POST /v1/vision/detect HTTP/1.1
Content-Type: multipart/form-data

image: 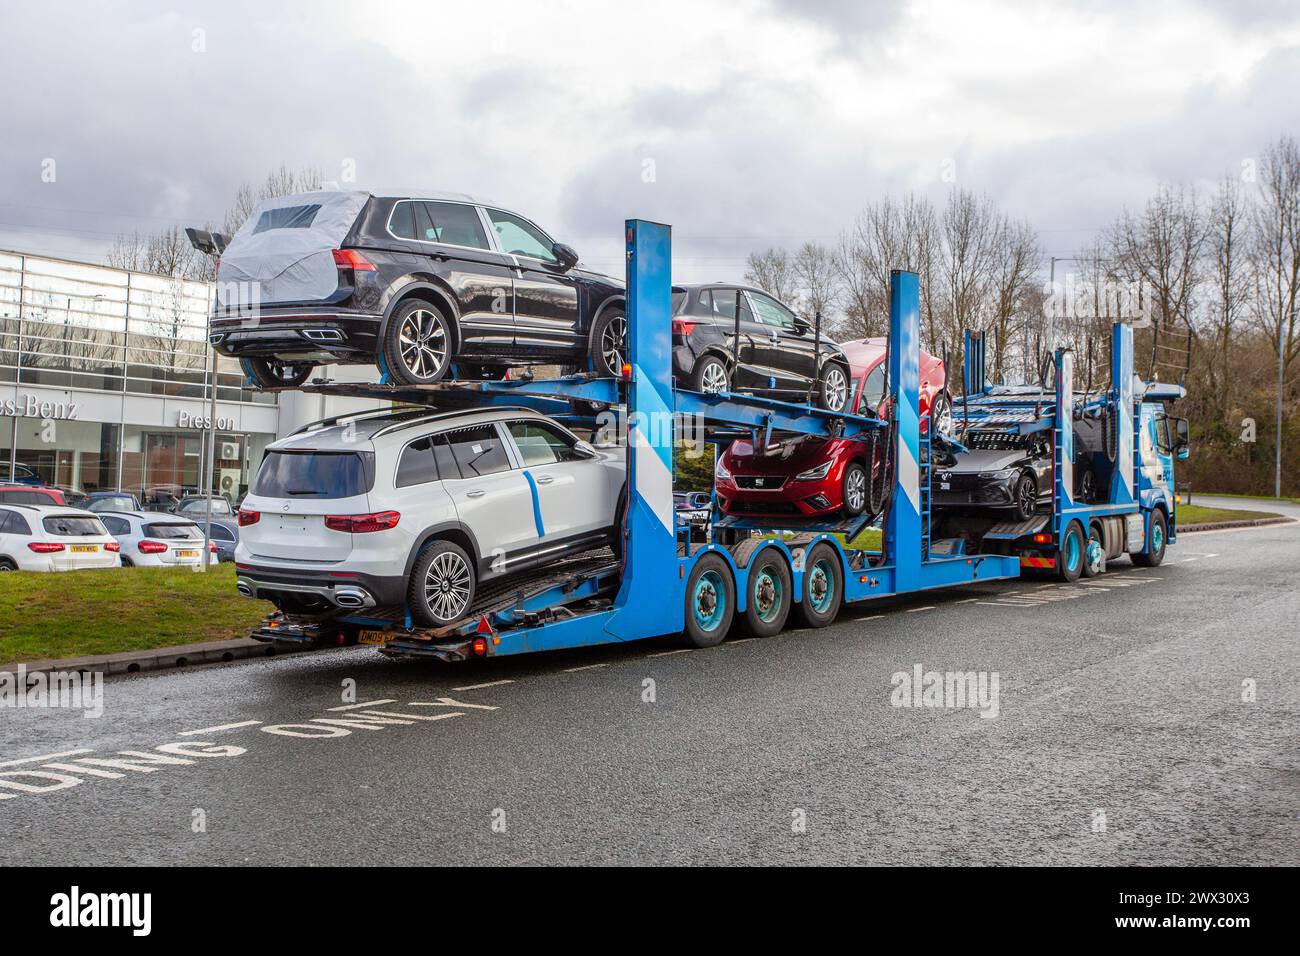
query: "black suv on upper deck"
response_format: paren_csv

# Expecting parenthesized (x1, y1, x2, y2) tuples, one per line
(210, 190, 626, 387)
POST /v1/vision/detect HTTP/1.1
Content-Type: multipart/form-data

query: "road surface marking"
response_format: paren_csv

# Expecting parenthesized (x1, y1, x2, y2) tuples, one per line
(409, 697, 499, 711)
(177, 720, 262, 737)
(906, 606, 936, 613)
(452, 679, 516, 692)
(859, 614, 885, 619)
(0, 748, 93, 768)
(327, 699, 397, 711)
(561, 662, 611, 673)
(957, 597, 981, 603)
(724, 638, 757, 646)
(361, 709, 483, 720)
(648, 648, 693, 657)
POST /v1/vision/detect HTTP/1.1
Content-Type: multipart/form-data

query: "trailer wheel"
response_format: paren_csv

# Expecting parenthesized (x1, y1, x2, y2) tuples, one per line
(683, 553, 735, 648)
(1058, 521, 1085, 582)
(1081, 523, 1106, 578)
(1131, 509, 1167, 567)
(741, 550, 792, 638)
(794, 541, 843, 628)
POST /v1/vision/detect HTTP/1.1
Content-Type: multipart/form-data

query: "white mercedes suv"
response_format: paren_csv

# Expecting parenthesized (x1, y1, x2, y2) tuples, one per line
(235, 406, 626, 626)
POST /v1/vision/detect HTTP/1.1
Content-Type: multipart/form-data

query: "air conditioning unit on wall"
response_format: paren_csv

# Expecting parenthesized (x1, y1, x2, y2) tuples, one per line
(219, 441, 240, 461)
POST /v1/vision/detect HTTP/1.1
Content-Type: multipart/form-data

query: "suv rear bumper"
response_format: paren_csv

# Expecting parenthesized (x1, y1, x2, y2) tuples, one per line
(210, 308, 382, 362)
(235, 563, 406, 610)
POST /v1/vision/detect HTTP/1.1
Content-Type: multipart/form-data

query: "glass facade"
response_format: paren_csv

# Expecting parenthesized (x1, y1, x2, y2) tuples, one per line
(0, 251, 280, 503)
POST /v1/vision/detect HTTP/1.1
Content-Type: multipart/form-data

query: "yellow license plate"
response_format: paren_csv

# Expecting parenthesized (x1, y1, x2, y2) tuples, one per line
(176, 549, 199, 558)
(70, 545, 98, 553)
(357, 629, 390, 646)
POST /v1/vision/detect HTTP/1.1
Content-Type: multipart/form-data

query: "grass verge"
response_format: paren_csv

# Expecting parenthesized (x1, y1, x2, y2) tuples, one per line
(1178, 504, 1281, 525)
(0, 563, 268, 666)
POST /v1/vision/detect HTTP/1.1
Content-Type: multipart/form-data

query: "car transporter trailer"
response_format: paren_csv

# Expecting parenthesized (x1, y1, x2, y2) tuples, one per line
(247, 218, 1179, 661)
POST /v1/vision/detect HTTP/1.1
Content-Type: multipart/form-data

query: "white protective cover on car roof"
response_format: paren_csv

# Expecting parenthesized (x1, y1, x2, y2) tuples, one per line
(216, 190, 371, 308)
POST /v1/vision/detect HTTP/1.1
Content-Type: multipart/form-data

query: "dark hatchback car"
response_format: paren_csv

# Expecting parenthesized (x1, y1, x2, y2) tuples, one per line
(210, 191, 626, 388)
(671, 284, 852, 411)
(932, 430, 1098, 521)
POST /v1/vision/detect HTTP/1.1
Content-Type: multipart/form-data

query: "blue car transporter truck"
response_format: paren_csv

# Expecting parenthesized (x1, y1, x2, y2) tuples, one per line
(249, 218, 1183, 661)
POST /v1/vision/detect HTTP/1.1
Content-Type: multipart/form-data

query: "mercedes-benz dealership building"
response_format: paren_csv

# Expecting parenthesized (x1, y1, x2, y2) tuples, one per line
(0, 249, 376, 502)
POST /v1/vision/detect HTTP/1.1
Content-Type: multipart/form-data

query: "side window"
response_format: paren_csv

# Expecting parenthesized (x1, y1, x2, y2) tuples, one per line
(860, 364, 886, 412)
(445, 425, 511, 478)
(710, 289, 754, 323)
(388, 202, 417, 240)
(395, 435, 441, 488)
(211, 525, 234, 541)
(422, 202, 490, 249)
(508, 421, 583, 467)
(749, 292, 797, 330)
(485, 209, 556, 262)
(4, 511, 31, 536)
(0, 510, 12, 533)
(99, 516, 122, 535)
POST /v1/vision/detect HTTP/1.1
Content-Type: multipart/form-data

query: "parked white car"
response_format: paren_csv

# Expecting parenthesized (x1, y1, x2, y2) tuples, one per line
(96, 511, 216, 568)
(0, 504, 121, 572)
(235, 407, 626, 626)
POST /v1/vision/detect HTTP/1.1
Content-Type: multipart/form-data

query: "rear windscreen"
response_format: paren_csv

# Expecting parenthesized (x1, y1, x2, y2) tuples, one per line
(43, 516, 106, 536)
(252, 451, 375, 499)
(252, 204, 322, 234)
(145, 523, 202, 540)
(88, 496, 135, 512)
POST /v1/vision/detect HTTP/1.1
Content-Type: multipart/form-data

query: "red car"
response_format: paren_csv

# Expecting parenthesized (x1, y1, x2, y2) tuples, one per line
(0, 485, 68, 506)
(715, 339, 949, 520)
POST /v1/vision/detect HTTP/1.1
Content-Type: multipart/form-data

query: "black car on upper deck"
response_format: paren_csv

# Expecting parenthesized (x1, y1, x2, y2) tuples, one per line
(209, 191, 626, 387)
(670, 283, 852, 412)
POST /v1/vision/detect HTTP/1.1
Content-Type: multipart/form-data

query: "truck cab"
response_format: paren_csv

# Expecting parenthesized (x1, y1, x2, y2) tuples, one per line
(1136, 395, 1189, 546)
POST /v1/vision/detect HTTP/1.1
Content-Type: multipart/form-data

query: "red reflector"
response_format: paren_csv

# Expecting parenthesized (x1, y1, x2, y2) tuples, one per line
(138, 540, 168, 554)
(671, 317, 695, 337)
(105, 541, 121, 552)
(332, 248, 376, 271)
(1032, 533, 1052, 544)
(238, 509, 260, 527)
(28, 542, 65, 553)
(471, 637, 488, 656)
(476, 615, 492, 634)
(324, 511, 400, 533)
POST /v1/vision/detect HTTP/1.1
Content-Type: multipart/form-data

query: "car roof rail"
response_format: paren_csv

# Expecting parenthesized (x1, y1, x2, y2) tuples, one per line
(290, 404, 432, 437)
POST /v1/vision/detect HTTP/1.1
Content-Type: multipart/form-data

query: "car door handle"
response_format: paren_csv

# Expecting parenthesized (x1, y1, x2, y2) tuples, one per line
(465, 489, 486, 498)
(535, 476, 555, 485)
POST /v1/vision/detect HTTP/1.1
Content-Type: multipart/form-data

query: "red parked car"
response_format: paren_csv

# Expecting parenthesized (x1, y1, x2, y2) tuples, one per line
(0, 485, 68, 506)
(715, 338, 950, 520)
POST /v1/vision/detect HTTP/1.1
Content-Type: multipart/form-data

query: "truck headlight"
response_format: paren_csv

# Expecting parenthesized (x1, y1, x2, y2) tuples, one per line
(794, 461, 833, 481)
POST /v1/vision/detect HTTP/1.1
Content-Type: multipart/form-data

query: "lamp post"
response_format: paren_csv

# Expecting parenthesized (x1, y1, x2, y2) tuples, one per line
(184, 228, 229, 572)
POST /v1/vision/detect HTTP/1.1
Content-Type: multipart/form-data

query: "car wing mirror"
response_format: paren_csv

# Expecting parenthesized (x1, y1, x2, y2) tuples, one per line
(552, 243, 580, 271)
(573, 439, 598, 458)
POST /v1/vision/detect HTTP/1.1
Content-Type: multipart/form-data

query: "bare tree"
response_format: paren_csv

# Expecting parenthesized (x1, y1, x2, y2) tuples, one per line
(835, 193, 939, 340)
(1252, 136, 1300, 375)
(986, 215, 1041, 380)
(1204, 174, 1254, 417)
(106, 225, 213, 280)
(222, 163, 324, 237)
(744, 247, 799, 304)
(791, 241, 840, 327)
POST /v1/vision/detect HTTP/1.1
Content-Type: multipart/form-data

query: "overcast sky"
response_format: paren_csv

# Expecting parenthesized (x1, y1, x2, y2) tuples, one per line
(2, 0, 1299, 283)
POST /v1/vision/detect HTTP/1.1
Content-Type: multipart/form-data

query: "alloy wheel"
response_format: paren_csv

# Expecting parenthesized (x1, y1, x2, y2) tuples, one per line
(1018, 476, 1036, 517)
(423, 549, 472, 623)
(701, 361, 729, 393)
(845, 466, 866, 512)
(822, 365, 848, 411)
(399, 309, 449, 380)
(601, 315, 627, 372)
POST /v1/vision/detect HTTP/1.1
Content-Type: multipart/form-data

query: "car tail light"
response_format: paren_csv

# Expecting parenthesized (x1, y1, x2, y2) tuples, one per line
(138, 540, 168, 554)
(105, 541, 121, 553)
(28, 542, 65, 553)
(332, 248, 376, 272)
(671, 317, 696, 337)
(209, 542, 218, 552)
(238, 509, 260, 527)
(324, 511, 400, 533)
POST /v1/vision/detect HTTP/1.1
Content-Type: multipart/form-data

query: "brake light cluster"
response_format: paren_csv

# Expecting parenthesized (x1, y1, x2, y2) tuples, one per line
(238, 509, 260, 527)
(105, 541, 121, 553)
(28, 542, 64, 553)
(324, 511, 400, 534)
(332, 249, 376, 272)
(671, 317, 696, 337)
(138, 540, 168, 554)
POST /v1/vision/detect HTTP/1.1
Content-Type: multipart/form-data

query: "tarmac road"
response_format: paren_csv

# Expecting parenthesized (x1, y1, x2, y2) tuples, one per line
(2, 518, 1296, 866)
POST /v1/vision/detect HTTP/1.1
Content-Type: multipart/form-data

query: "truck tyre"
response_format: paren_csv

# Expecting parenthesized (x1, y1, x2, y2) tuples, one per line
(1131, 509, 1167, 567)
(740, 550, 791, 638)
(242, 357, 314, 389)
(683, 553, 735, 648)
(1058, 521, 1085, 582)
(1081, 523, 1106, 578)
(794, 541, 843, 628)
(408, 540, 476, 627)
